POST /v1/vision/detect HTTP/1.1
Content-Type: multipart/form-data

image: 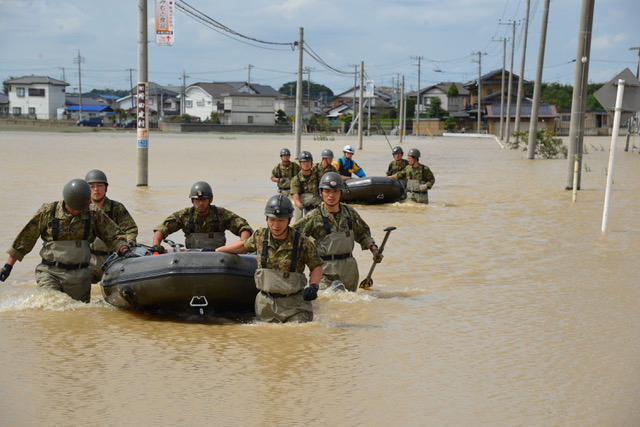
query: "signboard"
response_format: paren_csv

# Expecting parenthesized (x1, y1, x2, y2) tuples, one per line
(594, 68, 640, 124)
(137, 82, 149, 148)
(365, 79, 375, 98)
(155, 0, 175, 46)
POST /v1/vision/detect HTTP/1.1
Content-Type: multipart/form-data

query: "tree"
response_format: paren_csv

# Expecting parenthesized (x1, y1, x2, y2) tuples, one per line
(447, 83, 459, 98)
(508, 130, 568, 159)
(279, 81, 334, 98)
(444, 116, 456, 132)
(405, 98, 416, 119)
(426, 97, 448, 119)
(275, 109, 287, 124)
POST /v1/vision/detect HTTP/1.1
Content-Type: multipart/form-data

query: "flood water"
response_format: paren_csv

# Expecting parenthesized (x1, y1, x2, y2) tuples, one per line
(0, 130, 639, 426)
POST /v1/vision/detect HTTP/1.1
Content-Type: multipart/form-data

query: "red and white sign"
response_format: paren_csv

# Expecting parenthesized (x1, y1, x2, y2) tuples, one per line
(155, 0, 175, 46)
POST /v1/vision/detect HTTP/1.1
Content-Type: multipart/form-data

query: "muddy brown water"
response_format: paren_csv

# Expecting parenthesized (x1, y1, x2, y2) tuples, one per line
(0, 131, 639, 426)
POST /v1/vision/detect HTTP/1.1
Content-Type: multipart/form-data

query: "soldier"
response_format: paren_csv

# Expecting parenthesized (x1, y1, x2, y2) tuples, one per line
(293, 172, 382, 292)
(85, 169, 138, 283)
(395, 148, 435, 204)
(291, 150, 322, 221)
(333, 145, 366, 181)
(152, 181, 253, 252)
(0, 179, 135, 303)
(315, 148, 337, 176)
(386, 146, 409, 187)
(270, 148, 301, 197)
(216, 195, 323, 323)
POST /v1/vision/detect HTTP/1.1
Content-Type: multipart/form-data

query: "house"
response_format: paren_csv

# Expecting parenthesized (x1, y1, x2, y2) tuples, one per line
(331, 87, 393, 110)
(116, 84, 180, 118)
(64, 95, 113, 121)
(94, 94, 120, 107)
(183, 82, 282, 124)
(408, 82, 470, 115)
(463, 69, 559, 134)
(0, 93, 9, 117)
(4, 75, 68, 119)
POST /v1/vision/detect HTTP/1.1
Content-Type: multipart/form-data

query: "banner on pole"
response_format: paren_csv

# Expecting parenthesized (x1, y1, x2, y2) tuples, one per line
(155, 0, 175, 46)
(365, 80, 375, 98)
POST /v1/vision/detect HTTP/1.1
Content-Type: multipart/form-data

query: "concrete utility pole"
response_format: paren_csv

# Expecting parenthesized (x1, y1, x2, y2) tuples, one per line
(294, 27, 304, 159)
(304, 66, 312, 113)
(411, 56, 424, 135)
(74, 50, 84, 121)
(358, 61, 364, 150)
(565, 0, 595, 190)
(58, 67, 66, 83)
(514, 0, 531, 138)
(245, 64, 253, 85)
(493, 37, 507, 139)
(399, 75, 405, 144)
(527, 0, 551, 159)
(180, 70, 189, 115)
(136, 0, 149, 186)
(625, 46, 640, 152)
(349, 63, 358, 122)
(472, 51, 487, 133)
(503, 20, 519, 144)
(127, 68, 135, 91)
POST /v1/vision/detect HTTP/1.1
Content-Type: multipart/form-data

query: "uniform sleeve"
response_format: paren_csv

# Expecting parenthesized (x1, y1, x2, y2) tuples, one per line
(425, 166, 435, 187)
(154, 209, 187, 236)
(290, 175, 302, 195)
(6, 203, 49, 261)
(353, 161, 366, 178)
(348, 206, 374, 249)
(386, 162, 394, 176)
(92, 208, 128, 252)
(219, 207, 253, 236)
(114, 203, 138, 242)
(301, 236, 323, 272)
(291, 212, 312, 236)
(331, 159, 341, 172)
(243, 229, 260, 253)
(271, 164, 281, 179)
(396, 165, 410, 181)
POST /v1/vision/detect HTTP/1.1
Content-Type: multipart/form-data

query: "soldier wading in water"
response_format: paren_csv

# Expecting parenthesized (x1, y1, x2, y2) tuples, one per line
(293, 172, 383, 292)
(270, 148, 301, 197)
(216, 195, 323, 323)
(0, 179, 136, 302)
(152, 181, 253, 252)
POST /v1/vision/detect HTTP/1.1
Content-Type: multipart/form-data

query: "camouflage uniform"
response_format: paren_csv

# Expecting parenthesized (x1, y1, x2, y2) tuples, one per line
(396, 164, 436, 204)
(386, 159, 409, 187)
(271, 162, 301, 196)
(314, 161, 337, 176)
(6, 201, 128, 302)
(154, 205, 253, 250)
(244, 226, 323, 323)
(290, 168, 322, 220)
(89, 197, 138, 283)
(293, 203, 375, 292)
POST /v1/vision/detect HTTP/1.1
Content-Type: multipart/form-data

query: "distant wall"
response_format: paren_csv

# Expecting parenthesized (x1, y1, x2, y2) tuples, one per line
(161, 123, 291, 133)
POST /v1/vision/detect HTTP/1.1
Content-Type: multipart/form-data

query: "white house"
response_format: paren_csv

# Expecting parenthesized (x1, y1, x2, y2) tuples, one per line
(223, 94, 276, 125)
(4, 76, 68, 119)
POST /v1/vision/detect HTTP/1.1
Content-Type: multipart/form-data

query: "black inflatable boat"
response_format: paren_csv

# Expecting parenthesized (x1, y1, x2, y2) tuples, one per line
(101, 247, 258, 315)
(341, 176, 406, 204)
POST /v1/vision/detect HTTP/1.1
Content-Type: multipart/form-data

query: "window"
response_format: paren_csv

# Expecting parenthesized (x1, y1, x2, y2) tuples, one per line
(28, 88, 45, 97)
(13, 107, 22, 115)
(185, 100, 193, 108)
(17, 87, 25, 97)
(196, 100, 204, 106)
(29, 108, 36, 114)
(247, 116, 253, 124)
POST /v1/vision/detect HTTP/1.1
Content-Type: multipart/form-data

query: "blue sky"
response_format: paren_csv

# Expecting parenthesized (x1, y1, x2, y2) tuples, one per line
(1, 0, 638, 95)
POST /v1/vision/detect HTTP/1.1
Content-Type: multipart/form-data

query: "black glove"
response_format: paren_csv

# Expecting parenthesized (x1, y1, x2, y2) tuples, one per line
(371, 248, 384, 263)
(303, 283, 319, 301)
(121, 250, 140, 259)
(0, 263, 12, 282)
(151, 244, 165, 254)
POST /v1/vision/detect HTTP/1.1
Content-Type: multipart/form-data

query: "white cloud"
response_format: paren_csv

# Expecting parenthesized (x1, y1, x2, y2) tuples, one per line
(592, 33, 631, 51)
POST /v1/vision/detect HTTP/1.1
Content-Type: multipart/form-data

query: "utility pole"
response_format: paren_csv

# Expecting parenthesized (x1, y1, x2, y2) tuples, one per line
(136, 0, 149, 186)
(180, 70, 189, 115)
(349, 63, 358, 123)
(502, 20, 519, 144)
(411, 56, 424, 135)
(527, 0, 551, 159)
(399, 75, 405, 143)
(565, 0, 595, 190)
(74, 50, 84, 121)
(304, 66, 312, 113)
(493, 37, 507, 139)
(245, 64, 253, 85)
(127, 68, 135, 92)
(514, 0, 531, 139)
(58, 67, 66, 83)
(358, 61, 364, 150)
(294, 27, 304, 159)
(625, 46, 640, 152)
(472, 51, 487, 133)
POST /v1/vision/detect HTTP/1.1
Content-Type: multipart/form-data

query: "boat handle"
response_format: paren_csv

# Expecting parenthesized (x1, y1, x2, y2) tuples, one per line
(190, 296, 209, 307)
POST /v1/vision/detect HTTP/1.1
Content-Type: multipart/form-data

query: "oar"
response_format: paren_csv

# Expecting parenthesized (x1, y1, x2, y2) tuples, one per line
(359, 226, 396, 289)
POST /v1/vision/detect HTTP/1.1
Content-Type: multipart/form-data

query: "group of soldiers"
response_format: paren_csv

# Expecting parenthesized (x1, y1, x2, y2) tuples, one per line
(0, 144, 434, 324)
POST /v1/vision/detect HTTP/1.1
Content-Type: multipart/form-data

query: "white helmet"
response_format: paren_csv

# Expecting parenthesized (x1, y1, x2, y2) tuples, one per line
(343, 145, 355, 154)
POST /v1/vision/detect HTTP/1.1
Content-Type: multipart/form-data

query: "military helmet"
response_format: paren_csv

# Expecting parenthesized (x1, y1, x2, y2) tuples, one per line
(321, 148, 334, 159)
(343, 145, 356, 154)
(264, 194, 294, 218)
(189, 181, 213, 199)
(299, 150, 313, 162)
(280, 148, 291, 156)
(85, 169, 108, 185)
(319, 172, 344, 191)
(63, 179, 91, 211)
(407, 148, 421, 159)
(392, 146, 404, 155)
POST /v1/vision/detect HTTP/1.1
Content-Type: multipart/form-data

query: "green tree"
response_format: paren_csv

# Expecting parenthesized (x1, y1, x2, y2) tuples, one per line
(447, 83, 459, 98)
(508, 130, 568, 159)
(279, 81, 334, 98)
(275, 109, 288, 124)
(405, 98, 416, 119)
(426, 97, 448, 119)
(444, 116, 456, 132)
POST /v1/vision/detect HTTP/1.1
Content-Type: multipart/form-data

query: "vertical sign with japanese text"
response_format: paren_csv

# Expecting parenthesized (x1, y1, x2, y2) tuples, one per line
(137, 82, 149, 148)
(365, 79, 375, 98)
(155, 0, 175, 46)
